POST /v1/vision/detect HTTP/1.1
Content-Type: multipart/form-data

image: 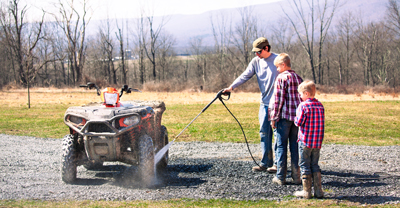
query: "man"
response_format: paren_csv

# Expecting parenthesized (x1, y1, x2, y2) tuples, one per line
(223, 37, 279, 172)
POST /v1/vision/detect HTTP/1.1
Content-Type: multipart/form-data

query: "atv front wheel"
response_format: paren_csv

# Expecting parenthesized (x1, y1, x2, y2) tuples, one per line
(138, 134, 155, 184)
(61, 134, 78, 183)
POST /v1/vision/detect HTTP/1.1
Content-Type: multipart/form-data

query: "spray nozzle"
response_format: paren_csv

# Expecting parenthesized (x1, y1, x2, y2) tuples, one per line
(217, 89, 231, 101)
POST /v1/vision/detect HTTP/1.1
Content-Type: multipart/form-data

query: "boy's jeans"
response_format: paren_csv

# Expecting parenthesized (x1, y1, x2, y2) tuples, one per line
(299, 140, 321, 175)
(275, 119, 299, 180)
(259, 104, 274, 168)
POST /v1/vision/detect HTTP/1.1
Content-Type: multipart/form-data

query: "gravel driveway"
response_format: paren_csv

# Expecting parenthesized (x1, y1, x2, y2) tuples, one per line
(0, 134, 399, 205)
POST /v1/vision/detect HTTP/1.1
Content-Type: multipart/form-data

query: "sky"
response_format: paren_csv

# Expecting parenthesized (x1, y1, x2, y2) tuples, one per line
(27, 0, 281, 21)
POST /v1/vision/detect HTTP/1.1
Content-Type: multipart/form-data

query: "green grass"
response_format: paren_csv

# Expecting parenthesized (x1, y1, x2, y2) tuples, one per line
(0, 104, 68, 138)
(1, 198, 394, 207)
(0, 101, 399, 146)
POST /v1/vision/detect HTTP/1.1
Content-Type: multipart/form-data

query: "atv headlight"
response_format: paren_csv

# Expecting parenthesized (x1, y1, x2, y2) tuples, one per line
(104, 92, 119, 105)
(119, 115, 140, 128)
(67, 115, 86, 127)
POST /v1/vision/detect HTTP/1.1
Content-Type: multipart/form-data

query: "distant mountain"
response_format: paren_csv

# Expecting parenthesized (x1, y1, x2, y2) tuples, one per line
(88, 0, 387, 52)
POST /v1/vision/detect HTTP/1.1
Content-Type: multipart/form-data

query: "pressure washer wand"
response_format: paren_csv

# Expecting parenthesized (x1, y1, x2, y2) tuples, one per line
(172, 90, 230, 142)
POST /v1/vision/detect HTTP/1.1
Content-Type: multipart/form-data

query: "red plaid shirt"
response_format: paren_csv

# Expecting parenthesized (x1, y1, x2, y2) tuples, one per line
(295, 98, 325, 149)
(269, 70, 303, 121)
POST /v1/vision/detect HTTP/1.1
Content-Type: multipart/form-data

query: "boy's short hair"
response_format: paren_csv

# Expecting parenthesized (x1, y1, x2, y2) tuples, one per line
(274, 53, 291, 67)
(298, 80, 316, 96)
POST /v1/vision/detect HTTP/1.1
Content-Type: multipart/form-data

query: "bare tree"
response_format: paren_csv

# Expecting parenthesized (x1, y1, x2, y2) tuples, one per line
(116, 20, 127, 84)
(134, 13, 147, 84)
(190, 37, 207, 87)
(282, 0, 340, 84)
(52, 0, 91, 85)
(336, 11, 356, 85)
(0, 0, 46, 108)
(228, 6, 257, 69)
(98, 17, 116, 84)
(210, 10, 232, 83)
(385, 0, 400, 89)
(270, 18, 295, 53)
(157, 30, 175, 82)
(143, 14, 169, 81)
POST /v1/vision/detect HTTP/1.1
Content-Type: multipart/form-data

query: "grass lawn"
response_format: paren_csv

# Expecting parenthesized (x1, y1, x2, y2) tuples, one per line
(0, 94, 399, 146)
(0, 198, 388, 208)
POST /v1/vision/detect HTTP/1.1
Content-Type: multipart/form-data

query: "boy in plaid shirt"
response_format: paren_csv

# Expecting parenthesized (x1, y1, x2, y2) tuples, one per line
(269, 53, 303, 185)
(294, 80, 325, 199)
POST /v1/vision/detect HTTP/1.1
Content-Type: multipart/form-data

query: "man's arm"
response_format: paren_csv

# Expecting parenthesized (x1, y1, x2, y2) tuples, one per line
(223, 59, 256, 93)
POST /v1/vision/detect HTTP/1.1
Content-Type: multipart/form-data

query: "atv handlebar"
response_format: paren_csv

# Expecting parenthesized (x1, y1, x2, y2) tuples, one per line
(79, 82, 141, 97)
(120, 85, 141, 97)
(80, 82, 100, 96)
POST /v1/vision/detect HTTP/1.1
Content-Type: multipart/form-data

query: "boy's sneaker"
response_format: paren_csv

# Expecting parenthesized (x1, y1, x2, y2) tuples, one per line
(252, 165, 267, 171)
(267, 165, 277, 173)
(272, 176, 285, 185)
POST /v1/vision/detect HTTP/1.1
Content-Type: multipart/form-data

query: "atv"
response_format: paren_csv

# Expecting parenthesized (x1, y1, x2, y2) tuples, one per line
(61, 82, 168, 184)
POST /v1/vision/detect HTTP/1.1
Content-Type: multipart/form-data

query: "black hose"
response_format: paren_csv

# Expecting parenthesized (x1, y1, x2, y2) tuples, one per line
(217, 93, 262, 168)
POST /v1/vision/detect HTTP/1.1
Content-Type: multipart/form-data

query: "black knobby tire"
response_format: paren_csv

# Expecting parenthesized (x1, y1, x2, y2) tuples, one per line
(61, 134, 78, 183)
(156, 125, 169, 172)
(138, 134, 155, 183)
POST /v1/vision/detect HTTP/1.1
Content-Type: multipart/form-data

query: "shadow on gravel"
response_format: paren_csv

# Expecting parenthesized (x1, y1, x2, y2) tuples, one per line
(90, 164, 212, 189)
(322, 170, 400, 204)
(332, 195, 400, 205)
(155, 164, 212, 187)
(167, 164, 213, 173)
(70, 178, 108, 185)
(93, 165, 128, 178)
(322, 170, 386, 186)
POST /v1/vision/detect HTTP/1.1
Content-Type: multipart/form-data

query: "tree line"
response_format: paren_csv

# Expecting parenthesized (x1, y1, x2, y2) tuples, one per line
(1, 0, 399, 93)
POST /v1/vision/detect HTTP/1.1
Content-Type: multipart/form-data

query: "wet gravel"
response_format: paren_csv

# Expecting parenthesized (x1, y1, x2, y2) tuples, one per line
(0, 134, 399, 205)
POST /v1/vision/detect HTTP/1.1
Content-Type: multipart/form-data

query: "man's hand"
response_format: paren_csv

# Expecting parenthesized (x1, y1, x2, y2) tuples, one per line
(222, 86, 233, 95)
(271, 120, 276, 129)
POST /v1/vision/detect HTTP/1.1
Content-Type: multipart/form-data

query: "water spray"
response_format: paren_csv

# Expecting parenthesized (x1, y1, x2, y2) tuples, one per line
(155, 90, 261, 168)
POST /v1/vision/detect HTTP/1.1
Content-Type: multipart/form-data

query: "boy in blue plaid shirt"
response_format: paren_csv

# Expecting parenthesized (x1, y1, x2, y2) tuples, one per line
(294, 80, 325, 199)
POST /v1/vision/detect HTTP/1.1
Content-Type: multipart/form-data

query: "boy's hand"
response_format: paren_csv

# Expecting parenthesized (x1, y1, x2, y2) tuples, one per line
(271, 120, 276, 129)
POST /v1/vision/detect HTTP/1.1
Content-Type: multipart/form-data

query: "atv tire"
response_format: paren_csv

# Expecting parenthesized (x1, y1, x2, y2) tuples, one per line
(156, 125, 169, 172)
(61, 134, 78, 183)
(138, 134, 155, 185)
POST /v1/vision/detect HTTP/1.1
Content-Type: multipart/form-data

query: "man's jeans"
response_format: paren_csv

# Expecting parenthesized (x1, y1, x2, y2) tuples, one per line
(259, 104, 274, 168)
(299, 140, 321, 175)
(275, 119, 299, 180)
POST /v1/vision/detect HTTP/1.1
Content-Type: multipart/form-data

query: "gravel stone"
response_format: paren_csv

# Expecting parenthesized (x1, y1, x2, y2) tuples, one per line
(0, 134, 399, 205)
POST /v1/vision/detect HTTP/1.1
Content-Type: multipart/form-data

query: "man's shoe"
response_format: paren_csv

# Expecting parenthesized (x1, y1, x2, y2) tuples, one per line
(272, 176, 285, 185)
(267, 165, 277, 173)
(252, 165, 267, 171)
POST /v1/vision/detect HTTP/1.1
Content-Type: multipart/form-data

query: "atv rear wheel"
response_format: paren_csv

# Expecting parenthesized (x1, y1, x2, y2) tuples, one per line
(156, 125, 169, 172)
(61, 134, 78, 183)
(138, 134, 155, 184)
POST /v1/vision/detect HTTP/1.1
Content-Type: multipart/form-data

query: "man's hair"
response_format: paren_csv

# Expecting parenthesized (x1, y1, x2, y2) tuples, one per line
(298, 80, 316, 97)
(274, 53, 291, 67)
(266, 45, 271, 52)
